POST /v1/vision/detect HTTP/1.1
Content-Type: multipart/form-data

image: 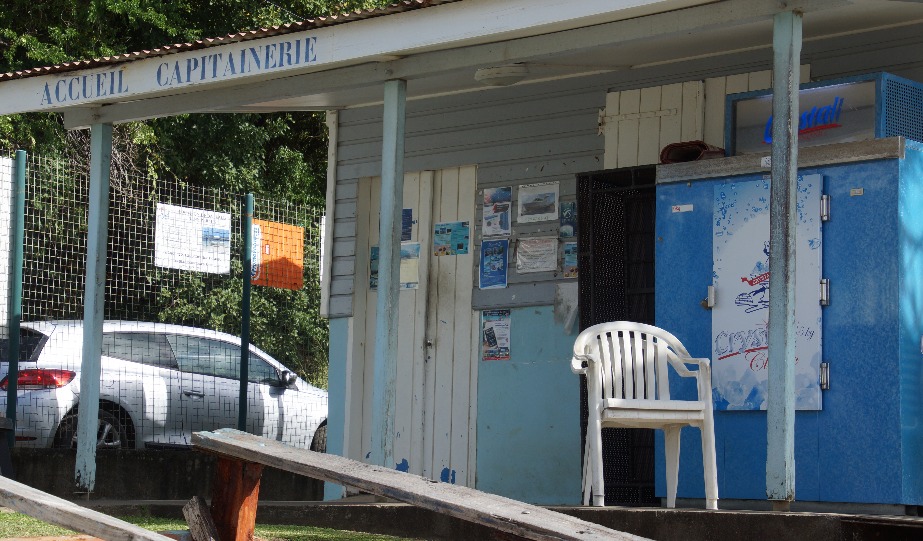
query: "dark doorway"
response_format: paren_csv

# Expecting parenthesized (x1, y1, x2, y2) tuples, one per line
(576, 165, 657, 505)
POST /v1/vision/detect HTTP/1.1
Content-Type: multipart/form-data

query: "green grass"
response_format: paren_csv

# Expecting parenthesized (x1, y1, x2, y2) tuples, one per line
(0, 511, 415, 540)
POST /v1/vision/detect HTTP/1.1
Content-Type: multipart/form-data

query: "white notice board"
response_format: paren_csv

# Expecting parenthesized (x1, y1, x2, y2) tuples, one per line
(154, 203, 231, 274)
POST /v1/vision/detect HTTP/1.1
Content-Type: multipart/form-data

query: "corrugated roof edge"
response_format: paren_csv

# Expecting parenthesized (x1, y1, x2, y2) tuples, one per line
(0, 0, 459, 82)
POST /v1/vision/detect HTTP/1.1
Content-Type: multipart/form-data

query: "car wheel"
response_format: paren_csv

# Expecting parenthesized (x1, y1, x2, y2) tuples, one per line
(310, 421, 327, 453)
(53, 409, 129, 450)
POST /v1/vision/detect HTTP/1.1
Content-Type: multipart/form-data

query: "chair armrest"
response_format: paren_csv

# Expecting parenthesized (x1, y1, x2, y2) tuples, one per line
(670, 356, 711, 377)
(571, 353, 592, 375)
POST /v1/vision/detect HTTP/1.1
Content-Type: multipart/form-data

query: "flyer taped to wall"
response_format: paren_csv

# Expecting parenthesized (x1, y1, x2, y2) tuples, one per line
(482, 186, 512, 236)
(481, 309, 511, 361)
(517, 182, 559, 223)
(516, 236, 558, 273)
(479, 239, 508, 289)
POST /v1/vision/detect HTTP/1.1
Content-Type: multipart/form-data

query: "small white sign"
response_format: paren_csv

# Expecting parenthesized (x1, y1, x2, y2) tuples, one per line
(671, 204, 694, 213)
(155, 203, 231, 274)
(760, 156, 772, 168)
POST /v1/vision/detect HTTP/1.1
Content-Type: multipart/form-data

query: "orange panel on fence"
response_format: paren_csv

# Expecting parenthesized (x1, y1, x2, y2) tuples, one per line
(251, 219, 304, 290)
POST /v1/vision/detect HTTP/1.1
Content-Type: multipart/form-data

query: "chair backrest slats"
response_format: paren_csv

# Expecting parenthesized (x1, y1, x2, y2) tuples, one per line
(644, 334, 657, 400)
(656, 341, 671, 401)
(599, 334, 614, 400)
(578, 323, 695, 403)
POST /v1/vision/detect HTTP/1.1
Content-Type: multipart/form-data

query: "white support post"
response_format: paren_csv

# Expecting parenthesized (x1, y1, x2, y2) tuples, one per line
(371, 79, 406, 469)
(75, 123, 112, 493)
(766, 10, 801, 510)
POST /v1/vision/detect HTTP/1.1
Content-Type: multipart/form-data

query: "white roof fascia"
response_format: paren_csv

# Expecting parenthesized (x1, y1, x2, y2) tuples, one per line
(57, 0, 864, 128)
(0, 0, 716, 117)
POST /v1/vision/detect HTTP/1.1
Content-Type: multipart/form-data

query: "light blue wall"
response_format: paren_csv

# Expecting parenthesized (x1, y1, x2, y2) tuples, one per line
(475, 306, 582, 505)
(655, 152, 923, 504)
(323, 317, 349, 500)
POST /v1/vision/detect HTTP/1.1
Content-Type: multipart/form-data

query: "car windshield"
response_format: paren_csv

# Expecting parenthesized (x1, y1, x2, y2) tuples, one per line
(0, 328, 48, 362)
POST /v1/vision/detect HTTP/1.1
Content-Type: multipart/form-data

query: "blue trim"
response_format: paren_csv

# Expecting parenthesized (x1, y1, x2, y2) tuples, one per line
(323, 317, 349, 500)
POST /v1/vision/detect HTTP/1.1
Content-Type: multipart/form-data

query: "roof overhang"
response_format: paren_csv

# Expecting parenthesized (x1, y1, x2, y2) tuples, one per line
(1, 0, 921, 128)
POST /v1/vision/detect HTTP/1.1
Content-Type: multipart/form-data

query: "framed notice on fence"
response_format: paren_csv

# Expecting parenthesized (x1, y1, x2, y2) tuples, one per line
(154, 203, 231, 274)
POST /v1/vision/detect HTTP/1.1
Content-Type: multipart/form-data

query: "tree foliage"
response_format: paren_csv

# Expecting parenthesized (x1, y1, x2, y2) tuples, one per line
(1, 0, 390, 386)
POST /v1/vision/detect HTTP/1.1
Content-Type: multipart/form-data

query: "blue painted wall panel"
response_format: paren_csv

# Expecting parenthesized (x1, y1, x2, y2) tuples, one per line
(324, 317, 349, 500)
(475, 306, 582, 505)
(817, 159, 903, 503)
(899, 142, 923, 504)
(655, 152, 921, 505)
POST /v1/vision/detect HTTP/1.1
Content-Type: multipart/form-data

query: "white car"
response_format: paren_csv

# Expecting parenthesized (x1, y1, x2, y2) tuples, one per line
(0, 321, 327, 451)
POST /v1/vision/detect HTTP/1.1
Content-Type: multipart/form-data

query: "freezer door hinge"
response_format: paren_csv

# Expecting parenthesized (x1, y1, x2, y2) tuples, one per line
(821, 194, 831, 221)
(820, 362, 830, 390)
(820, 278, 830, 306)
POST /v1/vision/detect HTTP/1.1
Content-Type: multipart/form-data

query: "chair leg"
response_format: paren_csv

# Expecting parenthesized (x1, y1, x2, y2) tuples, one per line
(589, 417, 605, 506)
(664, 426, 681, 509)
(701, 423, 719, 510)
(581, 437, 591, 506)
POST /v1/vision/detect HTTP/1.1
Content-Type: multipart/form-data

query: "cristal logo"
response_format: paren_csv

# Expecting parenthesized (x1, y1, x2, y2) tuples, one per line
(763, 96, 845, 144)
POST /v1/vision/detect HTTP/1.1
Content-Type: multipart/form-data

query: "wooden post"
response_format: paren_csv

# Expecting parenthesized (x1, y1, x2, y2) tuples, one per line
(76, 123, 112, 493)
(371, 79, 407, 469)
(766, 9, 801, 510)
(210, 457, 263, 541)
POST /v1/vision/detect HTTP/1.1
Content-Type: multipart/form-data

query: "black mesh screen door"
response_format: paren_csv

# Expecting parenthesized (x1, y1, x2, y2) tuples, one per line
(576, 165, 657, 506)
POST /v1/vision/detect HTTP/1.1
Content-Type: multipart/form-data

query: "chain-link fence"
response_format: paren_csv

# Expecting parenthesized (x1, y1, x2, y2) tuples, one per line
(0, 151, 328, 451)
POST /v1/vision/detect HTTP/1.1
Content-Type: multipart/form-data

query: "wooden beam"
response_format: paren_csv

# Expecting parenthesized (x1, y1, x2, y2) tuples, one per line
(0, 474, 174, 541)
(61, 0, 859, 127)
(183, 496, 220, 541)
(210, 456, 264, 541)
(193, 429, 651, 541)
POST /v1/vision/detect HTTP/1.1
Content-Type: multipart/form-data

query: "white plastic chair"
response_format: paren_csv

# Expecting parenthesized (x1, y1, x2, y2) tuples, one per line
(571, 321, 718, 509)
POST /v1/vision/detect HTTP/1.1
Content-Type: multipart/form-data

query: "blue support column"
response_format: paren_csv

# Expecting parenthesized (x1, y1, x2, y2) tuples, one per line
(370, 79, 407, 469)
(75, 123, 112, 493)
(766, 10, 802, 509)
(5, 150, 26, 448)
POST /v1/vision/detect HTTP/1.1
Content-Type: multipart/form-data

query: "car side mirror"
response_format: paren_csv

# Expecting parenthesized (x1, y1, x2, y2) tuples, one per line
(281, 370, 298, 388)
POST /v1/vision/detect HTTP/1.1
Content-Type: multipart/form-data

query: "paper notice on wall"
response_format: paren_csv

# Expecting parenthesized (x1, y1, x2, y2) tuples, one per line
(517, 182, 559, 223)
(433, 221, 470, 256)
(155, 203, 231, 274)
(481, 309, 511, 361)
(479, 239, 508, 289)
(370, 242, 420, 290)
(482, 187, 512, 237)
(559, 201, 577, 238)
(562, 242, 578, 278)
(516, 237, 558, 273)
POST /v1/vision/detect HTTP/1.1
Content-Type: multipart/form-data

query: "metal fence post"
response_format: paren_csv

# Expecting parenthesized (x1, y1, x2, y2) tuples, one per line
(239, 193, 254, 432)
(5, 150, 26, 448)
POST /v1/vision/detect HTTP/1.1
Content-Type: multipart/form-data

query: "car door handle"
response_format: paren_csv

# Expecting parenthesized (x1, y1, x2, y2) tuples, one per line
(183, 390, 205, 398)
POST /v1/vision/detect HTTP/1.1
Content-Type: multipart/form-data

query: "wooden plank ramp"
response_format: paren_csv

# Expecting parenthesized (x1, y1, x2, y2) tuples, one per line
(193, 429, 651, 541)
(0, 473, 174, 541)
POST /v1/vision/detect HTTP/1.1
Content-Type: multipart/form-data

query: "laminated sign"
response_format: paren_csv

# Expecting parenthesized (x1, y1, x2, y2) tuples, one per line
(251, 219, 304, 290)
(155, 203, 231, 274)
